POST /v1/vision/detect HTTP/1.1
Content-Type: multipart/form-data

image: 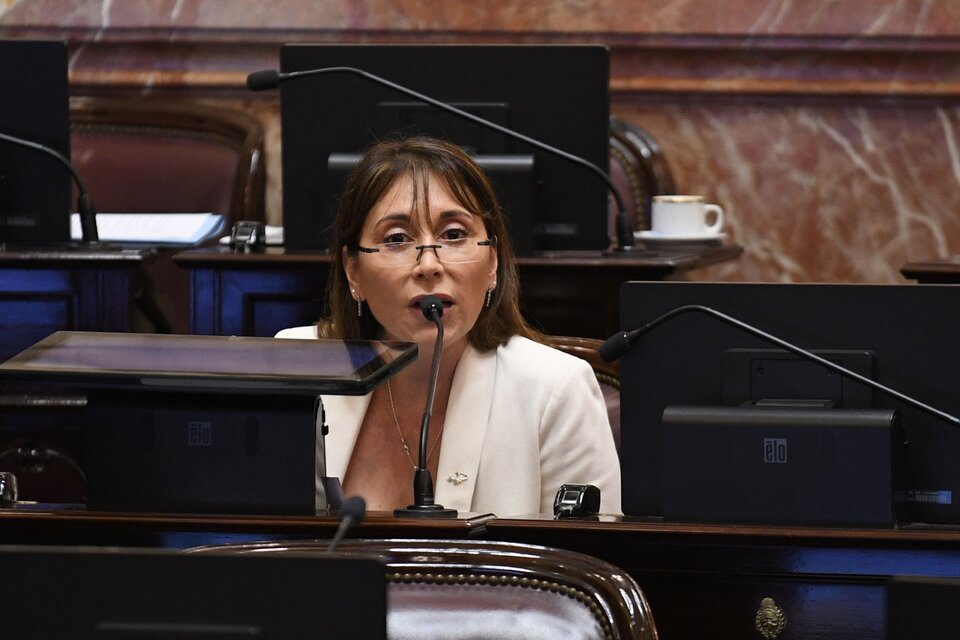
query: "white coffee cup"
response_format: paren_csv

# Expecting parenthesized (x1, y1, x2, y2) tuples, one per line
(650, 195, 724, 237)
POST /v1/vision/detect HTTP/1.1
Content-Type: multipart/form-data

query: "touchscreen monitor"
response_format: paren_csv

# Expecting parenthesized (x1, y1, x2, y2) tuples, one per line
(0, 39, 71, 244)
(3, 545, 387, 639)
(0, 331, 417, 396)
(0, 331, 417, 514)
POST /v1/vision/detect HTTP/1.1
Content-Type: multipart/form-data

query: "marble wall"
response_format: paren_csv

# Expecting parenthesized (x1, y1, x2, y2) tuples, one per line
(4, 0, 960, 283)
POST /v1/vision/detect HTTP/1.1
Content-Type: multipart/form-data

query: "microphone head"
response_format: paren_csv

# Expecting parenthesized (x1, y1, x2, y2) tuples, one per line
(246, 69, 281, 91)
(339, 495, 366, 523)
(419, 295, 444, 320)
(598, 331, 632, 363)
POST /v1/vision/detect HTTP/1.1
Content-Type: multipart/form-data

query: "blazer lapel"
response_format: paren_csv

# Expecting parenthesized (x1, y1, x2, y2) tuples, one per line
(321, 393, 371, 481)
(434, 344, 496, 512)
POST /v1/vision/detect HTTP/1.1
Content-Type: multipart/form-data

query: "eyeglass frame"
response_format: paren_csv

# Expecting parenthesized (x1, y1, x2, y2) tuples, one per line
(352, 235, 496, 266)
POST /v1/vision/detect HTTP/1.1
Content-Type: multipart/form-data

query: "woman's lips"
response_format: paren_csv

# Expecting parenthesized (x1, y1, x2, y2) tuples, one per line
(410, 295, 454, 308)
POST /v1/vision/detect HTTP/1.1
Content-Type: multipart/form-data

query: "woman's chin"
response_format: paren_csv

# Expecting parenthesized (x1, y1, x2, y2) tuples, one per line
(382, 310, 472, 349)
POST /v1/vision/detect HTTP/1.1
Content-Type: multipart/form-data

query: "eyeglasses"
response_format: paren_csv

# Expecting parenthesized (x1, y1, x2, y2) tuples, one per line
(355, 236, 495, 267)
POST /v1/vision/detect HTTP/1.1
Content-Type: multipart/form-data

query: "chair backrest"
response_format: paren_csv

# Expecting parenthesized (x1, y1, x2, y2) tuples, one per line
(546, 335, 620, 454)
(70, 97, 268, 334)
(187, 538, 659, 640)
(70, 97, 266, 226)
(608, 116, 677, 236)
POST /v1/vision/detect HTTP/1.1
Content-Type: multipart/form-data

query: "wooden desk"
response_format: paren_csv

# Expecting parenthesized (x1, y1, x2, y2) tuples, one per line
(0, 246, 156, 361)
(2, 504, 958, 639)
(487, 515, 960, 640)
(901, 260, 960, 283)
(174, 244, 743, 339)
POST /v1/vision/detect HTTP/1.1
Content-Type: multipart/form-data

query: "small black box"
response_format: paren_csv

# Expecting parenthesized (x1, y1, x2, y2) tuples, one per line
(661, 405, 903, 526)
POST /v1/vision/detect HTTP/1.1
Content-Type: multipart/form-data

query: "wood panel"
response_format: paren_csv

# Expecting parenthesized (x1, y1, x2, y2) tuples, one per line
(174, 245, 743, 339)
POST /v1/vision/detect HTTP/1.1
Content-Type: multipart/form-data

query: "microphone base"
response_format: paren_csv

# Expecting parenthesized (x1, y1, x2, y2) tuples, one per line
(393, 503, 458, 519)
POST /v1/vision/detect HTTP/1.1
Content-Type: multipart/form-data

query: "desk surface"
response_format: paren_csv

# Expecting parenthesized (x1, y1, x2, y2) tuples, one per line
(0, 245, 153, 264)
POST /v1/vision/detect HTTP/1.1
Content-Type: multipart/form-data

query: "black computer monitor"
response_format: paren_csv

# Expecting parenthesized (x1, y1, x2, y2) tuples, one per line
(888, 575, 960, 640)
(0, 39, 71, 245)
(0, 331, 417, 514)
(2, 545, 388, 639)
(0, 330, 417, 395)
(278, 44, 610, 255)
(618, 282, 960, 525)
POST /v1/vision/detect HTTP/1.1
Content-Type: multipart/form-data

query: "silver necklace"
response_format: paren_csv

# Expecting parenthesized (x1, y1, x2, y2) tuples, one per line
(386, 379, 444, 469)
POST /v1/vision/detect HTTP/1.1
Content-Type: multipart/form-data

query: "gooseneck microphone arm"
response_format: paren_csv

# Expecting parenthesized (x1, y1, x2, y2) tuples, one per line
(394, 295, 457, 518)
(327, 495, 366, 554)
(418, 298, 443, 468)
(600, 303, 960, 428)
(0, 131, 99, 243)
(246, 66, 635, 252)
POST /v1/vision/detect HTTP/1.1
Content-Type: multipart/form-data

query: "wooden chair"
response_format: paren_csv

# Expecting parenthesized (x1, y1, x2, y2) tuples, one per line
(609, 116, 677, 237)
(545, 335, 621, 454)
(188, 538, 659, 640)
(70, 96, 266, 225)
(70, 97, 267, 333)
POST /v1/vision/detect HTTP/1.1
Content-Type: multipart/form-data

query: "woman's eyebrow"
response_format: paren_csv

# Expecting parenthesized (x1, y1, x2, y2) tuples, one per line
(437, 208, 476, 222)
(371, 208, 476, 233)
(372, 212, 413, 226)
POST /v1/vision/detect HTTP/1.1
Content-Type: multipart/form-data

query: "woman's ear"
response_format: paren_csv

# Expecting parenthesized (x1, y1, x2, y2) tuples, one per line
(342, 245, 362, 299)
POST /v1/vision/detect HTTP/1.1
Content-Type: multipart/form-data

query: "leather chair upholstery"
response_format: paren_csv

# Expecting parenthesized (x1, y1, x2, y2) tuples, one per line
(546, 335, 620, 454)
(188, 538, 659, 640)
(608, 116, 677, 237)
(70, 96, 266, 225)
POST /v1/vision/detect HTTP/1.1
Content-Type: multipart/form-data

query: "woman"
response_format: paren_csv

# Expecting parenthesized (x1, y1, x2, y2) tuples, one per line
(277, 136, 621, 515)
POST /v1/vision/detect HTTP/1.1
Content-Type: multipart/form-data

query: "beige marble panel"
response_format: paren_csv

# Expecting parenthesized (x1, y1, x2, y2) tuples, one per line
(5, 0, 960, 37)
(618, 100, 960, 283)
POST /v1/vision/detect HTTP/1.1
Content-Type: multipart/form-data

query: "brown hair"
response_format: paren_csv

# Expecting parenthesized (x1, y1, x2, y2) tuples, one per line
(318, 136, 542, 350)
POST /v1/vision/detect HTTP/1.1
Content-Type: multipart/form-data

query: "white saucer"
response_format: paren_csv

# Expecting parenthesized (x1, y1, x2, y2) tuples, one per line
(635, 230, 726, 247)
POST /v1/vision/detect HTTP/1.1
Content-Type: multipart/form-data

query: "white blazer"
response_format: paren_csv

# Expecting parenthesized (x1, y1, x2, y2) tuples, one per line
(276, 326, 622, 516)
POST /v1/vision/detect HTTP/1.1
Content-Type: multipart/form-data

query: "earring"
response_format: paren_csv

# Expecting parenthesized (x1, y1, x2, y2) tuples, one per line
(351, 288, 362, 317)
(485, 286, 494, 308)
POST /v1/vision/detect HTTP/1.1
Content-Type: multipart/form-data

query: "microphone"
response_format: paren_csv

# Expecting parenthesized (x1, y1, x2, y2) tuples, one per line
(394, 295, 457, 518)
(327, 495, 366, 553)
(246, 69, 281, 91)
(0, 131, 100, 243)
(600, 303, 960, 427)
(246, 65, 636, 252)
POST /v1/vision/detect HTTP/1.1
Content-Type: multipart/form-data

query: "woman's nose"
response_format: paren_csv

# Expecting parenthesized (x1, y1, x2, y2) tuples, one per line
(413, 244, 444, 276)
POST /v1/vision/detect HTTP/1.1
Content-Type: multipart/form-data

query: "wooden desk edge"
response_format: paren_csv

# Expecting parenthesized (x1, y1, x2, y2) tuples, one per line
(487, 513, 960, 544)
(8, 506, 960, 544)
(172, 244, 744, 271)
(0, 505, 495, 536)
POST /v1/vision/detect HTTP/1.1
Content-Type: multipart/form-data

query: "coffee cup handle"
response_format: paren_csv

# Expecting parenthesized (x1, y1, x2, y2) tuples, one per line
(704, 204, 724, 235)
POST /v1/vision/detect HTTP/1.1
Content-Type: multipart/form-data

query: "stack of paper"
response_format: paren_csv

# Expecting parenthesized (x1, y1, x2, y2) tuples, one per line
(70, 213, 225, 246)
